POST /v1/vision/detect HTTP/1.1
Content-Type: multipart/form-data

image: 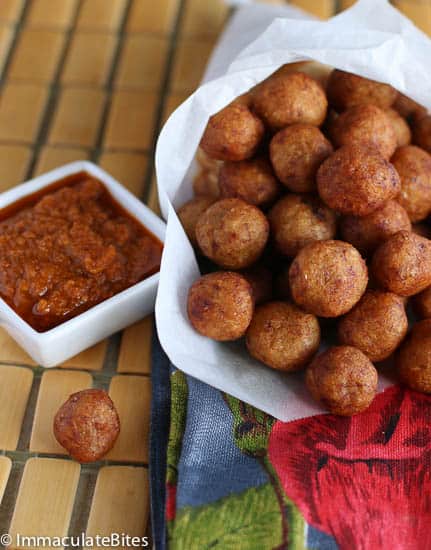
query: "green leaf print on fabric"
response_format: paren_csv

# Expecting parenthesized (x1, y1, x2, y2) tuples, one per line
(169, 483, 286, 550)
(224, 395, 276, 457)
(167, 370, 188, 487)
(224, 395, 306, 550)
(166, 370, 189, 527)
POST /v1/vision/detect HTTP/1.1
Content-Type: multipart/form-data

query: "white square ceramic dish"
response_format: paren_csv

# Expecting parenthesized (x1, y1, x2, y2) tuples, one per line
(0, 161, 165, 367)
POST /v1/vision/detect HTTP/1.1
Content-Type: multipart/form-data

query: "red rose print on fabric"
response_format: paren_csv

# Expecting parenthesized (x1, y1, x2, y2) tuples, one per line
(269, 386, 431, 550)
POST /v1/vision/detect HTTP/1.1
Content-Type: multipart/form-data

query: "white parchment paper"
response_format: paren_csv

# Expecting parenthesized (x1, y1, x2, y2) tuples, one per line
(155, 0, 431, 421)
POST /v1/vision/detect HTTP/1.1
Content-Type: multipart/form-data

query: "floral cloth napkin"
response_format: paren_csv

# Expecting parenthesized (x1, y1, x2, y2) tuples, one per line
(150, 333, 431, 550)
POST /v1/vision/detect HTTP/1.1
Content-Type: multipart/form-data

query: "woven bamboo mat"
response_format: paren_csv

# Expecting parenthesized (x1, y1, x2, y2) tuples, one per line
(0, 0, 428, 547)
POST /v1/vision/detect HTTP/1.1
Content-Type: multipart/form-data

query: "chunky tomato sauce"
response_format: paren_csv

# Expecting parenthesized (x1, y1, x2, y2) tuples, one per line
(0, 173, 163, 332)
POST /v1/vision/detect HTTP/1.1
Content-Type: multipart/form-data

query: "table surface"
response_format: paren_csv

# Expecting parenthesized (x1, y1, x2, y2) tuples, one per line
(0, 0, 429, 546)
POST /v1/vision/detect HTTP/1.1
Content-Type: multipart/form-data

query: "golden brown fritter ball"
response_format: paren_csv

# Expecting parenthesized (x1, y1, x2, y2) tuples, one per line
(412, 286, 431, 319)
(54, 389, 120, 463)
(340, 200, 411, 254)
(371, 230, 431, 296)
(391, 145, 431, 222)
(289, 240, 368, 317)
(219, 157, 280, 207)
(413, 115, 431, 154)
(269, 124, 333, 192)
(195, 198, 269, 269)
(329, 104, 397, 159)
(187, 271, 253, 341)
(393, 93, 427, 120)
(338, 290, 408, 362)
(241, 264, 272, 305)
(397, 320, 431, 393)
(268, 194, 336, 257)
(317, 144, 401, 216)
(385, 108, 411, 147)
(193, 169, 220, 199)
(178, 197, 215, 247)
(306, 345, 378, 416)
(252, 71, 328, 130)
(246, 301, 320, 371)
(326, 69, 397, 112)
(200, 102, 265, 161)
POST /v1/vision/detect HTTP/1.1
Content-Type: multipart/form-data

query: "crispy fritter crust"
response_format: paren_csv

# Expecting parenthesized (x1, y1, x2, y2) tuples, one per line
(393, 93, 427, 120)
(200, 102, 265, 161)
(246, 301, 320, 371)
(329, 104, 397, 159)
(317, 144, 400, 216)
(269, 124, 333, 192)
(412, 286, 431, 319)
(413, 115, 431, 154)
(371, 230, 431, 296)
(338, 290, 408, 362)
(289, 240, 368, 317)
(397, 320, 431, 393)
(178, 196, 215, 247)
(253, 72, 328, 130)
(196, 198, 269, 269)
(54, 389, 120, 463)
(219, 157, 280, 207)
(187, 271, 254, 341)
(269, 194, 336, 257)
(306, 345, 378, 416)
(391, 145, 431, 222)
(340, 200, 411, 254)
(385, 108, 411, 147)
(326, 69, 397, 111)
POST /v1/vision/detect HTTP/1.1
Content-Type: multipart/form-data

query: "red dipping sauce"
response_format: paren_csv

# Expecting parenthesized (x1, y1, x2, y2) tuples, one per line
(0, 173, 163, 332)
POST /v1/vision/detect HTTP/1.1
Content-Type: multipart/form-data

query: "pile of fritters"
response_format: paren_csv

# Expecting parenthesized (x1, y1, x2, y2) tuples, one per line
(178, 66, 431, 416)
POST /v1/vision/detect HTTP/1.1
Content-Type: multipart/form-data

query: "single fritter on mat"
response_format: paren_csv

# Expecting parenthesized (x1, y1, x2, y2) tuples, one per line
(54, 389, 120, 463)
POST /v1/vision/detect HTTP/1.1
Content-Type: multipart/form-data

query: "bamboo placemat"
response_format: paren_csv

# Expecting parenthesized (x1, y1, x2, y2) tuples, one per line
(0, 0, 428, 547)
